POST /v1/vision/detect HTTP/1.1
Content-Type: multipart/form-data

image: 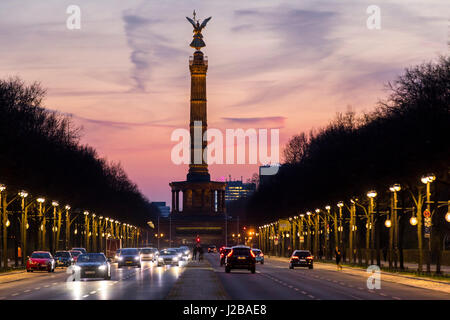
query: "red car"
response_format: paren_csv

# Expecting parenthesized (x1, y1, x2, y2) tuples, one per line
(26, 251, 55, 272)
(69, 250, 82, 262)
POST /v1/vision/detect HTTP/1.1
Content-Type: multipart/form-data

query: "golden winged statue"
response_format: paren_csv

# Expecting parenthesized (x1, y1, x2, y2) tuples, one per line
(186, 10, 212, 50)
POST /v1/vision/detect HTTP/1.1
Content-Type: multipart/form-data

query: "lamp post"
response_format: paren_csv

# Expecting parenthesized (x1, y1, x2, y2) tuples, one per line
(0, 184, 7, 269)
(64, 205, 71, 250)
(325, 205, 331, 259)
(83, 211, 89, 251)
(367, 191, 377, 265)
(389, 184, 401, 269)
(51, 201, 59, 254)
(349, 199, 357, 264)
(18, 190, 29, 265)
(421, 174, 435, 273)
(98, 216, 103, 253)
(337, 202, 344, 260)
(92, 214, 97, 252)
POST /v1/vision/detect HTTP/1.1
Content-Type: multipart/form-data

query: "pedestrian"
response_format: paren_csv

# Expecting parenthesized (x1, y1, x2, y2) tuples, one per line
(193, 246, 198, 260)
(198, 246, 204, 261)
(335, 246, 342, 271)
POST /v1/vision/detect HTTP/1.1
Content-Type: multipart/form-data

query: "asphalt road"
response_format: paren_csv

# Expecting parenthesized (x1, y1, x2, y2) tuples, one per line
(0, 255, 448, 300)
(206, 253, 450, 300)
(0, 260, 185, 300)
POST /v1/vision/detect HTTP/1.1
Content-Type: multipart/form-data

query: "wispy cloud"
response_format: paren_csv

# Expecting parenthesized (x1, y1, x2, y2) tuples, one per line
(222, 116, 286, 128)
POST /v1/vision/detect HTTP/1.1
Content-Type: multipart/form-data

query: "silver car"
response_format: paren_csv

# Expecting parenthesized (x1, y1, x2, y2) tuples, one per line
(157, 249, 180, 266)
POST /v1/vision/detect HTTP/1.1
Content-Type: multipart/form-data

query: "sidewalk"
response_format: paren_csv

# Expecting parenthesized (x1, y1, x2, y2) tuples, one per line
(166, 259, 228, 300)
(266, 256, 450, 294)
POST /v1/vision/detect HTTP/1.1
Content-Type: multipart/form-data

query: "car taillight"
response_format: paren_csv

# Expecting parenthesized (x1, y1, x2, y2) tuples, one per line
(227, 250, 233, 257)
(291, 256, 299, 259)
(260, 253, 264, 257)
(307, 256, 313, 259)
(220, 253, 224, 257)
(250, 250, 256, 258)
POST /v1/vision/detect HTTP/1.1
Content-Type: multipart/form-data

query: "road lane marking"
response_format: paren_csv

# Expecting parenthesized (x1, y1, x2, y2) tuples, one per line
(23, 290, 30, 293)
(82, 294, 89, 298)
(301, 291, 307, 294)
(34, 287, 40, 290)
(307, 295, 315, 299)
(393, 296, 401, 300)
(44, 285, 50, 288)
(11, 293, 19, 296)
(90, 291, 96, 294)
(379, 293, 387, 297)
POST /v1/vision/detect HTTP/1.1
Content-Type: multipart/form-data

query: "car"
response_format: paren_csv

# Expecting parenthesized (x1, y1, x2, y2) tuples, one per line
(69, 250, 82, 263)
(225, 245, 256, 273)
(26, 251, 55, 272)
(179, 246, 191, 260)
(157, 249, 180, 266)
(117, 248, 141, 268)
(289, 250, 314, 269)
(54, 251, 74, 267)
(73, 253, 111, 280)
(208, 245, 217, 253)
(252, 249, 264, 264)
(170, 247, 185, 260)
(71, 247, 87, 254)
(114, 249, 121, 262)
(139, 247, 158, 261)
(219, 247, 232, 266)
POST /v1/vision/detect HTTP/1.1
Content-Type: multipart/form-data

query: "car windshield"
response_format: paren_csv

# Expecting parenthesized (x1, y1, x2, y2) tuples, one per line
(232, 248, 250, 256)
(77, 254, 106, 263)
(121, 249, 139, 255)
(72, 248, 85, 253)
(160, 250, 177, 256)
(141, 249, 152, 254)
(55, 252, 70, 258)
(222, 249, 231, 254)
(31, 252, 51, 259)
(70, 251, 81, 257)
(294, 251, 311, 258)
(252, 249, 261, 254)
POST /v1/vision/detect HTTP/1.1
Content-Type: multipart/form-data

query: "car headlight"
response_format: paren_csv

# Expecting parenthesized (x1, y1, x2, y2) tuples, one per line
(150, 254, 153, 258)
(184, 250, 189, 255)
(173, 257, 178, 262)
(98, 265, 107, 271)
(118, 256, 123, 261)
(158, 257, 163, 261)
(134, 256, 139, 261)
(73, 265, 81, 271)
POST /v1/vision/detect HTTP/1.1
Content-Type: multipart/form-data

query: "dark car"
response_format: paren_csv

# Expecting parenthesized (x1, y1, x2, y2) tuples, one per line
(208, 245, 217, 253)
(219, 247, 232, 266)
(225, 245, 256, 273)
(73, 253, 111, 280)
(252, 249, 264, 264)
(69, 250, 82, 263)
(289, 250, 313, 269)
(54, 251, 73, 267)
(118, 248, 141, 268)
(71, 247, 87, 254)
(26, 251, 55, 272)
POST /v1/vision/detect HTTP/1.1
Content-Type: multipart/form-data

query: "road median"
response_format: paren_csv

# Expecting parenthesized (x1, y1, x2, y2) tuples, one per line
(165, 259, 228, 300)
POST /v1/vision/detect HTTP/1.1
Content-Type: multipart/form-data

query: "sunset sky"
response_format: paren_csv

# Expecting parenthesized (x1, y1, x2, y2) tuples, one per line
(0, 0, 448, 206)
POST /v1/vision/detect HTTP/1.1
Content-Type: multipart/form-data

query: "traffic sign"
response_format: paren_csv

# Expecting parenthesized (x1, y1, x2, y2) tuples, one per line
(274, 237, 279, 245)
(423, 209, 431, 218)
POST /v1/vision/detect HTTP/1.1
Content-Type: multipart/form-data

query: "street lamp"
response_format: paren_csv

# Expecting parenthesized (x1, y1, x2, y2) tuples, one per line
(421, 173, 435, 273)
(385, 219, 392, 228)
(445, 212, 450, 223)
(410, 216, 418, 226)
(19, 190, 29, 265)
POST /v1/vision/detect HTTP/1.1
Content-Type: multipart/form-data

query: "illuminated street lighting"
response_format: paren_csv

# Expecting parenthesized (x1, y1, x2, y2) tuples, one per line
(337, 201, 344, 208)
(0, 184, 5, 192)
(421, 173, 435, 273)
(18, 190, 28, 198)
(51, 201, 59, 207)
(385, 219, 392, 228)
(65, 205, 71, 210)
(325, 205, 331, 211)
(410, 216, 418, 226)
(445, 212, 450, 223)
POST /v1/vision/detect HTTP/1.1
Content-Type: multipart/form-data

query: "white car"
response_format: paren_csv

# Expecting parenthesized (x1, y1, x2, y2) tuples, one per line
(140, 247, 158, 261)
(157, 249, 180, 266)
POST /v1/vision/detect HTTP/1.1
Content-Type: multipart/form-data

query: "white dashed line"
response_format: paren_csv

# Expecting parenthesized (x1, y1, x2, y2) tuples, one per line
(301, 291, 307, 295)
(393, 296, 401, 300)
(82, 294, 89, 298)
(44, 285, 50, 288)
(11, 293, 19, 296)
(52, 282, 57, 285)
(34, 287, 40, 290)
(90, 291, 96, 294)
(379, 293, 387, 297)
(307, 295, 315, 299)
(23, 290, 30, 293)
